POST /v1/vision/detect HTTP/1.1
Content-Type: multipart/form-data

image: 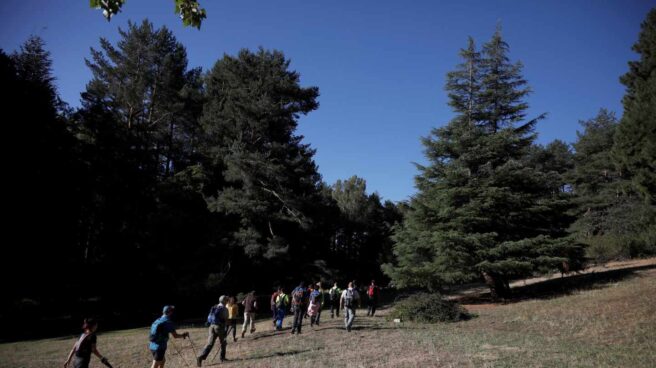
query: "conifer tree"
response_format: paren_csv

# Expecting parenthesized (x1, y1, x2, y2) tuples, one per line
(612, 8, 656, 204)
(384, 31, 583, 298)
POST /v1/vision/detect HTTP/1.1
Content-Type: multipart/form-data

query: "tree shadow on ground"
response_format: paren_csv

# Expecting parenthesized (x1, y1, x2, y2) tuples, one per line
(458, 263, 656, 305)
(207, 347, 322, 365)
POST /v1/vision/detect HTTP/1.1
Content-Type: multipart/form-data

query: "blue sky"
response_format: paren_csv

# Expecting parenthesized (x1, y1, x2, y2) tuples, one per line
(1, 1, 652, 202)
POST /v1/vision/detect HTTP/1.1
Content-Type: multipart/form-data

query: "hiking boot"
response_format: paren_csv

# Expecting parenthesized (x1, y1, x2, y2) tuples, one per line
(241, 331, 245, 338)
(196, 357, 202, 367)
(233, 337, 238, 342)
(250, 327, 256, 334)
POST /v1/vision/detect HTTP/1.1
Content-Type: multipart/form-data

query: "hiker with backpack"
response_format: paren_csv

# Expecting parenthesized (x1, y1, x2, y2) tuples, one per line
(149, 305, 190, 368)
(63, 318, 113, 368)
(290, 282, 308, 334)
(241, 291, 258, 338)
(366, 280, 381, 317)
(308, 282, 323, 327)
(270, 287, 281, 327)
(329, 282, 342, 318)
(314, 282, 325, 325)
(274, 287, 290, 330)
(225, 296, 239, 342)
(340, 282, 360, 332)
(196, 296, 229, 366)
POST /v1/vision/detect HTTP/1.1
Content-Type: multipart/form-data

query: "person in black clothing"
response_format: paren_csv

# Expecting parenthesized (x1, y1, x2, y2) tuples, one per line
(64, 318, 112, 368)
(290, 282, 308, 334)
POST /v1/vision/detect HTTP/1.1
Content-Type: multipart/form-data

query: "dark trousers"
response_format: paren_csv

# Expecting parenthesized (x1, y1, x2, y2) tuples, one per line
(330, 299, 340, 317)
(315, 305, 322, 325)
(199, 324, 227, 361)
(292, 305, 304, 333)
(367, 298, 377, 316)
(225, 319, 237, 340)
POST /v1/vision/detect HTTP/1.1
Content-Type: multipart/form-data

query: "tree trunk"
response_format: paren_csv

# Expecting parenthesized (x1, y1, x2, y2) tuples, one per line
(482, 271, 510, 300)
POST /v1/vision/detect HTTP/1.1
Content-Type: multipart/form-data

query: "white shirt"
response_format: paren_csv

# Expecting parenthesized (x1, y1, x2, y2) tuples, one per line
(341, 288, 360, 303)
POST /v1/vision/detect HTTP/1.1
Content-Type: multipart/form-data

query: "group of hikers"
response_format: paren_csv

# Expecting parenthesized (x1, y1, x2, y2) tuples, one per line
(63, 280, 381, 368)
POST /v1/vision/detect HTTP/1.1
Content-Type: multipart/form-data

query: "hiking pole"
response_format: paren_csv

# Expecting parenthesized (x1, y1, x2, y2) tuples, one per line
(187, 335, 199, 359)
(170, 338, 192, 368)
(100, 357, 114, 368)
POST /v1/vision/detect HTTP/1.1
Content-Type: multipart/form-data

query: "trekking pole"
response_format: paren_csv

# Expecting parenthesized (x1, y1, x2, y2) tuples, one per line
(170, 338, 192, 368)
(187, 335, 199, 359)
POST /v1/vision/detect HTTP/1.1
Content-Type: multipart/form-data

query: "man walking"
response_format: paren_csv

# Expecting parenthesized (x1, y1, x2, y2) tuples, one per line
(274, 287, 290, 330)
(241, 291, 258, 338)
(196, 296, 229, 366)
(329, 282, 341, 318)
(340, 282, 360, 332)
(290, 282, 308, 334)
(366, 280, 381, 317)
(270, 287, 281, 327)
(149, 305, 190, 368)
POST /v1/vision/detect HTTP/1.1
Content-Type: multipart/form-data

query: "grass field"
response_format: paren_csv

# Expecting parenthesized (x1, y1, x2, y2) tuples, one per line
(1, 265, 655, 368)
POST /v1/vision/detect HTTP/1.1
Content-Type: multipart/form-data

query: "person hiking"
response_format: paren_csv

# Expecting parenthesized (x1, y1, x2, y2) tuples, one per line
(241, 291, 258, 338)
(340, 282, 360, 332)
(329, 282, 342, 318)
(270, 287, 281, 327)
(314, 282, 325, 325)
(290, 282, 308, 334)
(196, 296, 229, 366)
(149, 305, 190, 368)
(308, 283, 323, 327)
(274, 287, 290, 330)
(225, 296, 239, 342)
(366, 280, 381, 317)
(63, 318, 112, 368)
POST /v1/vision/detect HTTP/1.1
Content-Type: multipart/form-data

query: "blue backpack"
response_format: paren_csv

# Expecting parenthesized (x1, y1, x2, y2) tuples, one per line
(207, 305, 225, 325)
(149, 318, 166, 343)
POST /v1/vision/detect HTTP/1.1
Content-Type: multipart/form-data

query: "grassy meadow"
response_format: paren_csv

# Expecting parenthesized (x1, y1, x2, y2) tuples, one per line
(1, 263, 655, 368)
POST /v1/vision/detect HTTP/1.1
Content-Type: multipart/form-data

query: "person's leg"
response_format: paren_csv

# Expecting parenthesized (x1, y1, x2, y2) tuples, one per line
(371, 301, 377, 317)
(198, 325, 218, 363)
(347, 308, 355, 331)
(241, 312, 249, 337)
(218, 331, 227, 361)
(316, 306, 322, 325)
(249, 313, 256, 333)
(232, 320, 237, 341)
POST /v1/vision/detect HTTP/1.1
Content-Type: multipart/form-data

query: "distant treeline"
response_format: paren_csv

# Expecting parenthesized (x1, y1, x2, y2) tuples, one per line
(2, 8, 655, 341)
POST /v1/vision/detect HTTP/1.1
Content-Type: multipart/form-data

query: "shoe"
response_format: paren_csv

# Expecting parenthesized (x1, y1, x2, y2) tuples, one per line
(196, 357, 202, 367)
(233, 337, 237, 342)
(251, 328, 256, 334)
(291, 329, 295, 334)
(241, 331, 245, 338)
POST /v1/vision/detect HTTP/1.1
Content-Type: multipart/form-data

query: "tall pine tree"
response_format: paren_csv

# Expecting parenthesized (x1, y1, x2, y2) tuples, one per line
(384, 31, 583, 298)
(612, 8, 656, 204)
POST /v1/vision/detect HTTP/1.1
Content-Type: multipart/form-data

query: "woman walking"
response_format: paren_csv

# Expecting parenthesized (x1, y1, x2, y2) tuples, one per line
(226, 296, 239, 342)
(63, 318, 112, 368)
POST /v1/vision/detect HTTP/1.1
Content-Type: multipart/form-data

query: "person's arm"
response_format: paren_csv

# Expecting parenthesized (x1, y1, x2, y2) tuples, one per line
(63, 344, 76, 367)
(91, 344, 111, 366)
(171, 330, 189, 339)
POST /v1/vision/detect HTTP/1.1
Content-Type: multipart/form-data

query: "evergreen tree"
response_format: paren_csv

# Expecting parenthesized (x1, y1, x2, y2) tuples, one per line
(570, 109, 655, 260)
(200, 48, 325, 283)
(612, 8, 656, 204)
(384, 31, 582, 298)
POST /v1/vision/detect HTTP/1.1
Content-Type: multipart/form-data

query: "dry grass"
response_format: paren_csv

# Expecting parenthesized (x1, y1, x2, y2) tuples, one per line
(1, 268, 655, 368)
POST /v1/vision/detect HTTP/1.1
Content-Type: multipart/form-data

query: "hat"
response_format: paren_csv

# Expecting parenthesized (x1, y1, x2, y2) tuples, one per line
(219, 295, 227, 304)
(163, 305, 175, 314)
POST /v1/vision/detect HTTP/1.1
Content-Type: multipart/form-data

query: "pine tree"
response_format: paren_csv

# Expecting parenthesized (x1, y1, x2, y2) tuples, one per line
(384, 31, 583, 298)
(570, 109, 655, 260)
(612, 8, 656, 204)
(201, 48, 324, 277)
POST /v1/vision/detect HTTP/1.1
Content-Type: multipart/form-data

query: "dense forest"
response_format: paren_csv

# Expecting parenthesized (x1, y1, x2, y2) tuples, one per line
(2, 8, 654, 341)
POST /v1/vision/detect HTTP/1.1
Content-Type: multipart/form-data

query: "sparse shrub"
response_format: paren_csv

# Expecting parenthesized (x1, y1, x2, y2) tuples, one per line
(388, 292, 471, 323)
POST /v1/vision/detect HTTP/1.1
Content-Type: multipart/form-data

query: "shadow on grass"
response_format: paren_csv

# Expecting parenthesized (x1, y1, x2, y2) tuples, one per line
(459, 263, 656, 305)
(210, 347, 323, 364)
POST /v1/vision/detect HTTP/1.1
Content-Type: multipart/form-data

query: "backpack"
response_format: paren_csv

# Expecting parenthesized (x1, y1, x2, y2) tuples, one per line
(207, 305, 225, 326)
(292, 288, 304, 305)
(275, 294, 287, 309)
(149, 318, 165, 343)
(329, 287, 339, 301)
(310, 290, 321, 304)
(344, 289, 355, 308)
(368, 285, 377, 298)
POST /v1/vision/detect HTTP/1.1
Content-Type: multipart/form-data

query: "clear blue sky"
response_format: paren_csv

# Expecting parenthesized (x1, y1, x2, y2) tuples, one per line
(1, 1, 652, 202)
